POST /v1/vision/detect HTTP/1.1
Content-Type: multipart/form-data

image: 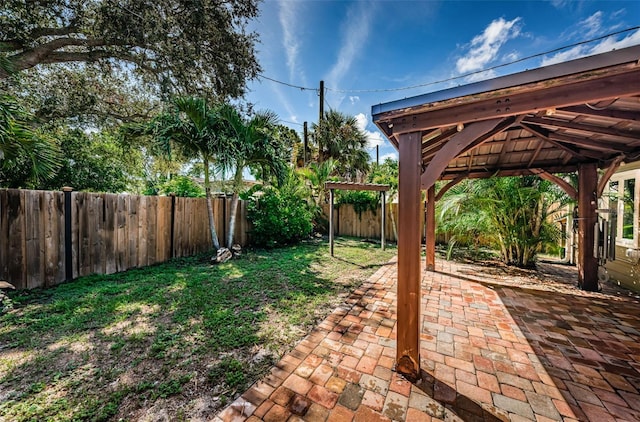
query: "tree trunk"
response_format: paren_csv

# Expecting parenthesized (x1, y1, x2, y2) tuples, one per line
(227, 192, 239, 248)
(226, 166, 243, 247)
(203, 158, 220, 251)
(390, 200, 399, 242)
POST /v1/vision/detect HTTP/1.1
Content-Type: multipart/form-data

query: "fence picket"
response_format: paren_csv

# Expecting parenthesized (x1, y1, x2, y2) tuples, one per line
(137, 195, 148, 268)
(25, 191, 43, 289)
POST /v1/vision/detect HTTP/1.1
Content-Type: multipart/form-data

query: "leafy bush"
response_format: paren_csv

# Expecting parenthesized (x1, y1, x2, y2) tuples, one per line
(336, 190, 380, 218)
(159, 175, 205, 197)
(245, 175, 313, 247)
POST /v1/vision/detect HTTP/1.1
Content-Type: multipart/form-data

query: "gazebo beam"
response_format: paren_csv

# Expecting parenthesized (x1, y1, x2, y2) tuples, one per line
(396, 131, 422, 381)
(389, 70, 640, 133)
(597, 155, 625, 197)
(530, 169, 577, 201)
(435, 174, 466, 202)
(421, 118, 506, 190)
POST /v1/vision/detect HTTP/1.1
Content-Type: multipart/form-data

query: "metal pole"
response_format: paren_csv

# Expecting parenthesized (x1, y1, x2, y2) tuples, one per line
(319, 80, 325, 123)
(303, 121, 308, 166)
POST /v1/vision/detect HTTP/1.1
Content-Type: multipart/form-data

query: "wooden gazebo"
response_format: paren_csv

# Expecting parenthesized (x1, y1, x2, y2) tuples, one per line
(372, 45, 640, 380)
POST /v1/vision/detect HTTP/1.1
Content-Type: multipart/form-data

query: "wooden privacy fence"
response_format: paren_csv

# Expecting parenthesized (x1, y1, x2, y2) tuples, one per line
(323, 202, 450, 244)
(0, 189, 249, 290)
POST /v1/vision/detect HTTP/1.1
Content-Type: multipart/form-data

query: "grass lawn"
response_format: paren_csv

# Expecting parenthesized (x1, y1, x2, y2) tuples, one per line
(0, 237, 396, 421)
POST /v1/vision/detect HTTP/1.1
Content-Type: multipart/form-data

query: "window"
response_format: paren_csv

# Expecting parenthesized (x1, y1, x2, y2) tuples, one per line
(607, 169, 639, 248)
(623, 179, 635, 240)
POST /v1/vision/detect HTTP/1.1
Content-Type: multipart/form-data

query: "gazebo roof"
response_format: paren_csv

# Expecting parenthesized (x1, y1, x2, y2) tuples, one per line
(372, 45, 640, 190)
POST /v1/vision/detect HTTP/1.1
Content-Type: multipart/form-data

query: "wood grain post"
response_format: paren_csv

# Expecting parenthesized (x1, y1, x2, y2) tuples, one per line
(578, 162, 598, 291)
(329, 189, 334, 257)
(170, 194, 176, 258)
(62, 187, 73, 281)
(381, 191, 386, 251)
(397, 132, 422, 381)
(425, 184, 436, 271)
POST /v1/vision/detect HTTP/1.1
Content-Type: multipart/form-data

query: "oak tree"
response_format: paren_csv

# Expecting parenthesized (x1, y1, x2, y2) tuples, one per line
(1, 0, 261, 100)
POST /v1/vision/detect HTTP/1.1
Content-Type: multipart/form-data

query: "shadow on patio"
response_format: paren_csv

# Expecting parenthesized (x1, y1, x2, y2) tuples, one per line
(217, 257, 640, 421)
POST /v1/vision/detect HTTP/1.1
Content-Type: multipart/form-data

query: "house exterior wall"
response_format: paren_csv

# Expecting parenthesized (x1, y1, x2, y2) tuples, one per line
(602, 161, 640, 292)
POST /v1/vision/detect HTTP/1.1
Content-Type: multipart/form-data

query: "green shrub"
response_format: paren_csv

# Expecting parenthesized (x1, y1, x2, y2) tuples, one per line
(336, 190, 380, 218)
(159, 175, 205, 197)
(245, 181, 313, 248)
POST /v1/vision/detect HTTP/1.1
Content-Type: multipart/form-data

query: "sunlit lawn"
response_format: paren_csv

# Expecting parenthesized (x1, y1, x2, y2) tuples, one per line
(0, 237, 396, 421)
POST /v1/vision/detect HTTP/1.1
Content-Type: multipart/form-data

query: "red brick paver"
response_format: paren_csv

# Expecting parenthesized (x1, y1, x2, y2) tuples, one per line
(217, 257, 640, 421)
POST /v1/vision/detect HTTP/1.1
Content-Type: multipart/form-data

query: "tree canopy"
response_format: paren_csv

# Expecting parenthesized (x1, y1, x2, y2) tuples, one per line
(1, 0, 261, 100)
(312, 109, 370, 179)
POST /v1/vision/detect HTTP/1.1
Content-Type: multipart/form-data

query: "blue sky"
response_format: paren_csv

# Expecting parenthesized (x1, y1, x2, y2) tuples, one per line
(245, 1, 640, 163)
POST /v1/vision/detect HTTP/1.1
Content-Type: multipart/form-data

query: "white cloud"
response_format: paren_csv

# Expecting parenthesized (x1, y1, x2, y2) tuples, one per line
(610, 9, 626, 20)
(326, 2, 375, 95)
(503, 51, 520, 62)
(355, 113, 385, 149)
(380, 152, 398, 162)
(349, 96, 360, 105)
(278, 1, 307, 86)
(270, 84, 298, 125)
(541, 28, 640, 66)
(456, 17, 522, 74)
(581, 11, 604, 37)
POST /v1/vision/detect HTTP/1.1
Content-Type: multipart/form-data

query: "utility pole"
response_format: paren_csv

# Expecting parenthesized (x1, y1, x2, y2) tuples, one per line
(303, 121, 308, 166)
(319, 80, 325, 123)
(376, 145, 379, 165)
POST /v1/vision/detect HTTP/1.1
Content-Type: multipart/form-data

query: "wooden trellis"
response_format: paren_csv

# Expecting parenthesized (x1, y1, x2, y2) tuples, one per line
(325, 182, 390, 256)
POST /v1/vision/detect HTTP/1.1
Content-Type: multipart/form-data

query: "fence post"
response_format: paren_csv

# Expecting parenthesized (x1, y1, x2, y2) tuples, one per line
(62, 187, 73, 281)
(170, 194, 176, 258)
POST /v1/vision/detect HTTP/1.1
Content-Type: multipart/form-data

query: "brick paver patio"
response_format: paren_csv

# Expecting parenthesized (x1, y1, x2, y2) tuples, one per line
(217, 257, 640, 421)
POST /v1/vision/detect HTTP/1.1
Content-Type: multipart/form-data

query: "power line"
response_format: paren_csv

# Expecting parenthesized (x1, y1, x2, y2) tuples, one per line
(256, 74, 317, 92)
(254, 25, 639, 95)
(326, 25, 640, 93)
(281, 119, 304, 127)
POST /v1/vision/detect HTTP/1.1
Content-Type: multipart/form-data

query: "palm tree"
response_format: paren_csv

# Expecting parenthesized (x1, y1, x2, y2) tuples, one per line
(312, 109, 370, 179)
(220, 106, 288, 247)
(438, 176, 569, 267)
(297, 159, 336, 207)
(150, 97, 232, 251)
(0, 94, 59, 186)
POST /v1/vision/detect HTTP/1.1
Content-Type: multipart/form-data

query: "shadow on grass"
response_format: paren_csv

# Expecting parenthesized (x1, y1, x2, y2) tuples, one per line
(0, 239, 396, 421)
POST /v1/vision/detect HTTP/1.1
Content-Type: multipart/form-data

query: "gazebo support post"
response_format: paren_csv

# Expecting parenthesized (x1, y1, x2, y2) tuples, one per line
(381, 191, 386, 251)
(578, 162, 598, 291)
(396, 132, 422, 381)
(425, 185, 436, 271)
(329, 188, 335, 257)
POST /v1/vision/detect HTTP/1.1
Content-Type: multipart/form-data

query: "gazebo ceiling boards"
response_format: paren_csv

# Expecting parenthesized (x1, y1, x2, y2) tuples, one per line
(371, 45, 640, 381)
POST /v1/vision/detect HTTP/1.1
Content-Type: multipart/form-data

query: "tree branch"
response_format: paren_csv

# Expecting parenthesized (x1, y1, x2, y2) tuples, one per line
(30, 26, 80, 39)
